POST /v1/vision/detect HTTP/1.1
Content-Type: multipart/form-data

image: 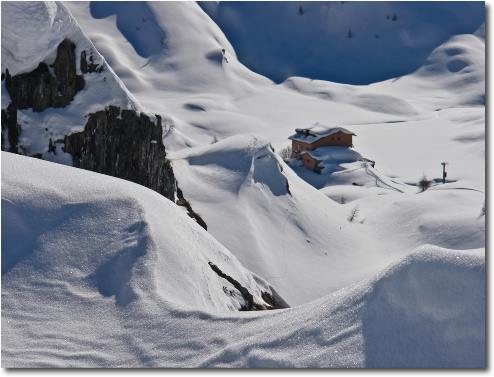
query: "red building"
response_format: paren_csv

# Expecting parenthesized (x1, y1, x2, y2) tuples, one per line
(289, 124, 356, 160)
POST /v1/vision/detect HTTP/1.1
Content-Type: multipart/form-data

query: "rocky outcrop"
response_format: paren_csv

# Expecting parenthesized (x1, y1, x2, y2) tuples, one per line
(208, 261, 287, 311)
(1, 106, 19, 154)
(4, 39, 85, 112)
(62, 106, 176, 201)
(1, 37, 205, 227)
(80, 50, 104, 73)
(177, 187, 208, 230)
(2, 39, 85, 152)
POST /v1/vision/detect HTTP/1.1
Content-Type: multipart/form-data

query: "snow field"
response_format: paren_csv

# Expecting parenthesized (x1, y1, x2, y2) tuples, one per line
(1, 0, 485, 368)
(2, 153, 484, 367)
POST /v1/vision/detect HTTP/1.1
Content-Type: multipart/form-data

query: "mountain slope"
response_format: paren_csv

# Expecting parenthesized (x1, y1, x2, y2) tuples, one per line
(1, 1, 181, 205)
(1, 152, 484, 368)
(2, 152, 285, 312)
(199, 1, 485, 85)
(0, 1, 485, 368)
(171, 133, 485, 306)
(63, 1, 485, 306)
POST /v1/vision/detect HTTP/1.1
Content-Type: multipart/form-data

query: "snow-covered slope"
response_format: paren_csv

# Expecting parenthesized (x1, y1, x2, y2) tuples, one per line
(1, 1, 485, 368)
(2, 152, 284, 314)
(1, 152, 484, 367)
(200, 1, 485, 85)
(1, 1, 155, 161)
(171, 133, 485, 306)
(50, 1, 487, 307)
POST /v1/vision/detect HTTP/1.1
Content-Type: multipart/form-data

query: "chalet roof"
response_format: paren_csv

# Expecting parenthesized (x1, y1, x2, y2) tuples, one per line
(288, 124, 356, 144)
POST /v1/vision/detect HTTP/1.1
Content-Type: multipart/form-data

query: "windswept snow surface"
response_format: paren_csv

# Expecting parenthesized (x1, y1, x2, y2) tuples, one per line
(1, 1, 485, 368)
(1, 153, 485, 368)
(50, 1, 487, 306)
(171, 134, 485, 306)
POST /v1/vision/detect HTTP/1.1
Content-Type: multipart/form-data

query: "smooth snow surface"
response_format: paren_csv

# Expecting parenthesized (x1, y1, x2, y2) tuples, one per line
(199, 1, 485, 84)
(1, 1, 485, 368)
(2, 153, 485, 368)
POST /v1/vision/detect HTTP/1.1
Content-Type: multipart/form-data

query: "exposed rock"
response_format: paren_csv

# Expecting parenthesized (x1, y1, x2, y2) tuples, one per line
(1, 108, 19, 153)
(1, 37, 187, 216)
(208, 261, 287, 311)
(2, 38, 85, 153)
(177, 187, 208, 230)
(63, 106, 176, 201)
(80, 50, 104, 73)
(4, 39, 84, 112)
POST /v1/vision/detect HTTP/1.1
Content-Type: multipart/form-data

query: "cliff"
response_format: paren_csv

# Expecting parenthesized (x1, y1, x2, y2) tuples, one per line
(2, 37, 176, 203)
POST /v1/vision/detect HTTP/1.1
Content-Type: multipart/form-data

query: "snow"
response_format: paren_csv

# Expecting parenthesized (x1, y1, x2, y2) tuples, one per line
(301, 146, 362, 163)
(199, 1, 485, 85)
(1, 0, 485, 369)
(1, 1, 157, 162)
(2, 153, 485, 367)
(1, 1, 75, 76)
(171, 133, 484, 306)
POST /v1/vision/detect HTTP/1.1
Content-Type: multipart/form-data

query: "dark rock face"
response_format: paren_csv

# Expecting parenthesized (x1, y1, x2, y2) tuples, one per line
(5, 39, 85, 112)
(207, 261, 288, 311)
(1, 107, 20, 153)
(80, 50, 104, 73)
(2, 39, 86, 152)
(176, 187, 208, 230)
(63, 106, 176, 201)
(2, 37, 183, 214)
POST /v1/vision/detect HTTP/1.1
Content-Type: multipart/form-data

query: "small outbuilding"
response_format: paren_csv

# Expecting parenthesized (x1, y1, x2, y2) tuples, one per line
(289, 124, 356, 159)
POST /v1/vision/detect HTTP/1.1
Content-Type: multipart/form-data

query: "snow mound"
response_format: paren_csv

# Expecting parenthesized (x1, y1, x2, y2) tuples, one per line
(362, 246, 485, 368)
(2, 161, 484, 369)
(1, 2, 76, 76)
(1, 152, 282, 313)
(172, 134, 289, 197)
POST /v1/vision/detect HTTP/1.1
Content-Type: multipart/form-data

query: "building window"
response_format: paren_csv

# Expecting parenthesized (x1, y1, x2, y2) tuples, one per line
(338, 137, 341, 140)
(331, 137, 334, 141)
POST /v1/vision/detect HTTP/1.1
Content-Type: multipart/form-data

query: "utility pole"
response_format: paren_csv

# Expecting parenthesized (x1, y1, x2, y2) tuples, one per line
(441, 162, 448, 184)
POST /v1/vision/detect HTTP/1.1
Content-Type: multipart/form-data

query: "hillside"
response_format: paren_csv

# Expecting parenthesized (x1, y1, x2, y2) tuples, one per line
(1, 0, 485, 369)
(1, 153, 484, 368)
(199, 1, 485, 84)
(64, 1, 486, 306)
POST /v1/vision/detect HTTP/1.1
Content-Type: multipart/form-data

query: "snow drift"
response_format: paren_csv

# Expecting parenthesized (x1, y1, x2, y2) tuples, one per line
(1, 152, 284, 313)
(1, 152, 484, 367)
(1, 1, 485, 368)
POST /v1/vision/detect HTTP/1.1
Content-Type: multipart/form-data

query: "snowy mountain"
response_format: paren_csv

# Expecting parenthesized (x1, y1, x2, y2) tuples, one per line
(199, 1, 485, 85)
(1, 0, 485, 369)
(1, 1, 178, 205)
(2, 152, 485, 368)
